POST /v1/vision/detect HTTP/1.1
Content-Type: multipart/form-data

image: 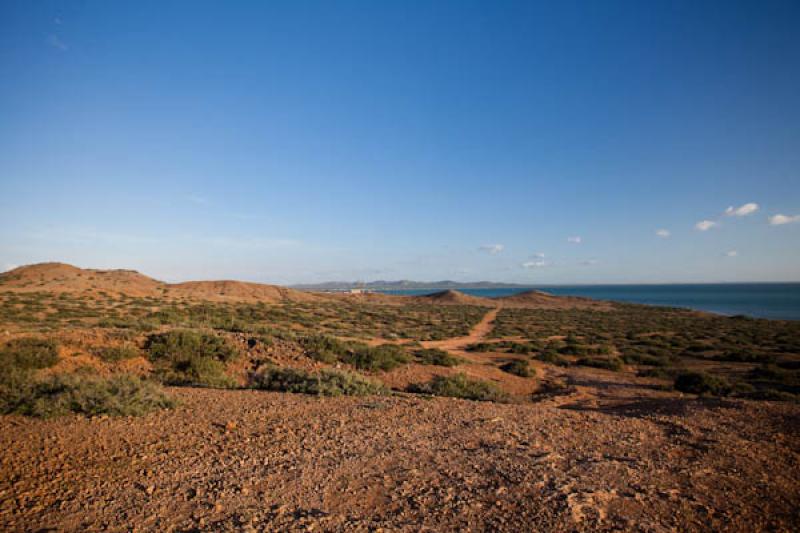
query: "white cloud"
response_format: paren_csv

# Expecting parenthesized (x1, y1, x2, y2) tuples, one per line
(522, 260, 547, 269)
(655, 229, 671, 238)
(479, 244, 504, 255)
(724, 203, 759, 217)
(724, 250, 738, 257)
(695, 220, 717, 231)
(47, 34, 68, 51)
(768, 213, 800, 226)
(567, 236, 582, 244)
(531, 252, 546, 259)
(2, 263, 18, 273)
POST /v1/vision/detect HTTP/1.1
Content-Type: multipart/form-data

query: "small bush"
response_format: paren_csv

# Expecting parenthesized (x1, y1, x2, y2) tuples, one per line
(535, 350, 570, 367)
(408, 374, 509, 402)
(0, 338, 59, 369)
(501, 359, 535, 378)
(95, 345, 140, 362)
(299, 334, 350, 364)
(576, 357, 624, 372)
(341, 343, 409, 372)
(145, 330, 239, 388)
(251, 366, 386, 396)
(674, 371, 732, 396)
(415, 348, 462, 367)
(145, 330, 239, 363)
(0, 372, 174, 418)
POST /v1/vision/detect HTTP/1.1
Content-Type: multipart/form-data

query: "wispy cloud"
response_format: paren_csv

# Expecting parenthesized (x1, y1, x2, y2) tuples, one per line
(768, 213, 800, 226)
(567, 236, 582, 244)
(724, 250, 738, 257)
(522, 260, 547, 269)
(655, 229, 671, 238)
(47, 34, 68, 51)
(695, 220, 717, 231)
(724, 202, 759, 217)
(580, 259, 599, 266)
(478, 244, 504, 255)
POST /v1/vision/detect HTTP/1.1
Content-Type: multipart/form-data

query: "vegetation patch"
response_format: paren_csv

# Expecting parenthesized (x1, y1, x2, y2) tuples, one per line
(408, 373, 509, 402)
(0, 337, 59, 369)
(575, 357, 624, 372)
(251, 366, 386, 396)
(0, 370, 174, 418)
(674, 371, 732, 396)
(500, 359, 535, 378)
(145, 330, 239, 388)
(414, 347, 463, 367)
(299, 334, 409, 371)
(94, 345, 141, 362)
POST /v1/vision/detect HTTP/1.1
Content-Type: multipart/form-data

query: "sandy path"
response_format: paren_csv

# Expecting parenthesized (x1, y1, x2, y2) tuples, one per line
(422, 306, 500, 351)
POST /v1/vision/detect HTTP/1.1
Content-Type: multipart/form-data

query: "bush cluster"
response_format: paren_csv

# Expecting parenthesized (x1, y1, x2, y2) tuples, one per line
(0, 337, 59, 369)
(500, 359, 535, 378)
(145, 330, 239, 388)
(414, 348, 463, 367)
(250, 366, 386, 396)
(299, 334, 409, 371)
(408, 373, 509, 402)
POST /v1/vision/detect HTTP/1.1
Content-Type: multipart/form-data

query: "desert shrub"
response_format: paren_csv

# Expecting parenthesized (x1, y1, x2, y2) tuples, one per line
(501, 359, 535, 378)
(341, 343, 409, 372)
(622, 352, 672, 367)
(145, 330, 239, 388)
(535, 350, 570, 366)
(637, 367, 682, 380)
(414, 348, 462, 367)
(251, 366, 385, 396)
(674, 371, 732, 396)
(575, 357, 624, 372)
(145, 330, 239, 363)
(95, 345, 140, 362)
(0, 338, 59, 369)
(408, 374, 509, 402)
(0, 371, 174, 418)
(465, 342, 495, 352)
(298, 334, 351, 363)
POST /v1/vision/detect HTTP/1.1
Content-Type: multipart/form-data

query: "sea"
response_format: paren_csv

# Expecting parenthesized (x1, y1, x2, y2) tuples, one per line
(378, 283, 800, 321)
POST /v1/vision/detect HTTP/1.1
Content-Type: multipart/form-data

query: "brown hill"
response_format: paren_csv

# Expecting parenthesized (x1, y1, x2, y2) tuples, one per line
(166, 280, 324, 303)
(0, 262, 163, 297)
(415, 289, 494, 306)
(0, 263, 324, 303)
(496, 289, 612, 309)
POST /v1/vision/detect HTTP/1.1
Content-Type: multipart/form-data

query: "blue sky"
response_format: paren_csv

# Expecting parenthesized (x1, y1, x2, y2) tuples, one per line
(1, 0, 799, 284)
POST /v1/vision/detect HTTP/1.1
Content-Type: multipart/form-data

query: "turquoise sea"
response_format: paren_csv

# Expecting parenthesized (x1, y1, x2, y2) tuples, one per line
(379, 283, 800, 321)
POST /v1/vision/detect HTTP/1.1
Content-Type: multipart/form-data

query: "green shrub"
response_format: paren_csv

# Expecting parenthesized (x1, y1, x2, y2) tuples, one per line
(501, 359, 535, 378)
(408, 373, 509, 402)
(0, 338, 59, 369)
(251, 366, 386, 396)
(674, 371, 732, 396)
(414, 348, 462, 367)
(340, 343, 409, 372)
(0, 372, 174, 418)
(575, 357, 624, 372)
(145, 330, 239, 388)
(95, 345, 140, 362)
(145, 330, 239, 363)
(535, 350, 570, 367)
(299, 334, 350, 363)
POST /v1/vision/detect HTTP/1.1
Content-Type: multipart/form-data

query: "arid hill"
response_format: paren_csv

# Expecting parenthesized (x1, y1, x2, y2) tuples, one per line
(166, 280, 324, 303)
(0, 263, 324, 304)
(496, 289, 613, 309)
(416, 289, 494, 306)
(0, 262, 163, 297)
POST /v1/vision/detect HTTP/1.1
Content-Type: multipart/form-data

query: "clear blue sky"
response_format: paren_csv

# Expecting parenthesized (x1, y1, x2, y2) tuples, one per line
(1, 1, 799, 284)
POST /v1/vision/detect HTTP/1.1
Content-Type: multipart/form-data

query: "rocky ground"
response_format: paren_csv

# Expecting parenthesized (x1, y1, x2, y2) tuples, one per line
(2, 376, 799, 532)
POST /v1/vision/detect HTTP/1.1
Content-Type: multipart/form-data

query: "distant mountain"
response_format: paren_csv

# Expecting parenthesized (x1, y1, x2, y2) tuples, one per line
(291, 280, 530, 291)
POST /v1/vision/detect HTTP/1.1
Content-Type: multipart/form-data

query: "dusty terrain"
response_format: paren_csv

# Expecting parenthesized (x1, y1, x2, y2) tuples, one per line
(1, 263, 799, 532)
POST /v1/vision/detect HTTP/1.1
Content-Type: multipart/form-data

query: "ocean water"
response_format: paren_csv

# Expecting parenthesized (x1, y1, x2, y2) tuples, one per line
(379, 283, 800, 321)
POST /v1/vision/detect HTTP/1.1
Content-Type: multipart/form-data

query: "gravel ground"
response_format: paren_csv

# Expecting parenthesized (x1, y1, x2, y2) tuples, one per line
(2, 384, 798, 532)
